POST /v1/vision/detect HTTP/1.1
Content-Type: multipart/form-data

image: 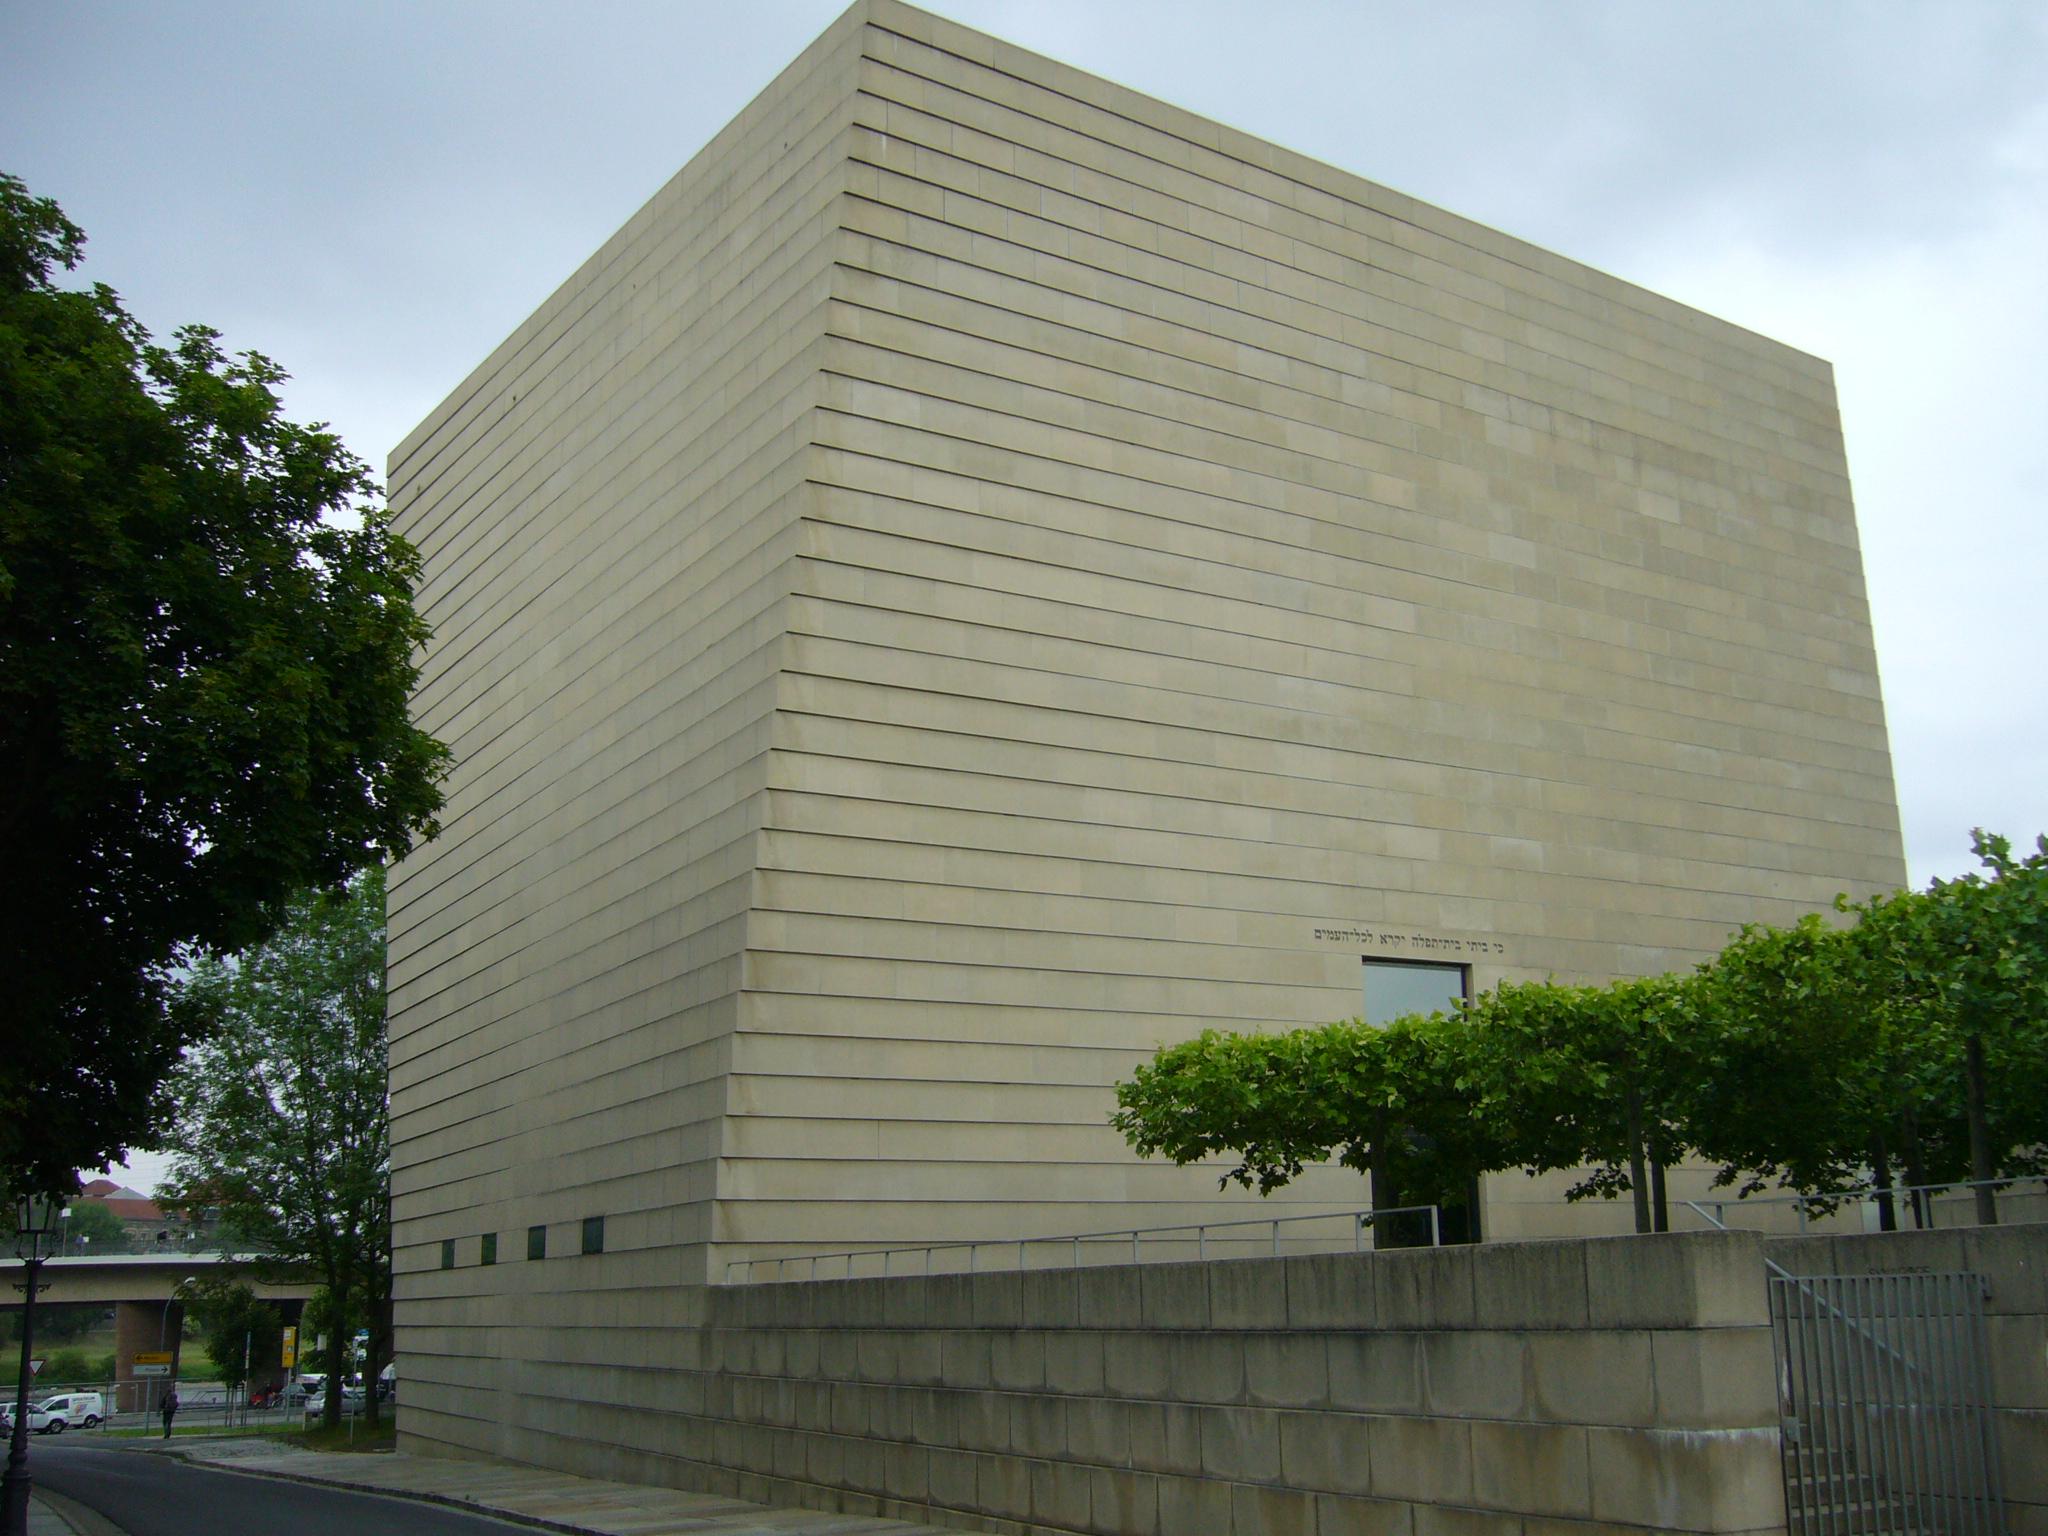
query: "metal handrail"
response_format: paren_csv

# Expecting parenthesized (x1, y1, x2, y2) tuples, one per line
(1687, 1181, 2009, 1381)
(721, 1203, 1444, 1285)
(1683, 1174, 2046, 1238)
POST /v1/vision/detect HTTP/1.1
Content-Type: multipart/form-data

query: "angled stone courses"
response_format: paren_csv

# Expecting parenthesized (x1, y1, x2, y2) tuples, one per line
(790, 488, 1879, 787)
(391, 954, 742, 1142)
(759, 698, 1888, 897)
(391, 4, 865, 478)
(814, 283, 1871, 650)
(402, 159, 840, 628)
(864, 2, 1832, 401)
(846, 35, 1843, 476)
(765, 610, 1859, 831)
(389, 860, 753, 1073)
(756, 754, 1889, 925)
(391, 671, 782, 999)
(388, 485, 801, 1000)
(389, 898, 749, 1112)
(799, 413, 1881, 718)
(790, 479, 1875, 786)
(815, 210, 1826, 593)
(803, 353, 1876, 709)
(835, 97, 1830, 488)
(819, 159, 1859, 544)
(387, 450, 802, 974)
(406, 289, 828, 749)
(389, 738, 771, 1002)
(765, 700, 1884, 884)
(397, 180, 841, 711)
(823, 261, 1449, 467)
(406, 243, 829, 667)
(405, 353, 818, 808)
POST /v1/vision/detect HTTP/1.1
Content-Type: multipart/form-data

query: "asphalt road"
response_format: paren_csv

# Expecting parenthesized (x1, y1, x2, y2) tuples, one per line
(28, 1441, 541, 1536)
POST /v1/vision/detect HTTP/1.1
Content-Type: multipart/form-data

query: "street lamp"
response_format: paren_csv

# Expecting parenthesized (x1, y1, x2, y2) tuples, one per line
(154, 1276, 198, 1426)
(3, 1193, 63, 1536)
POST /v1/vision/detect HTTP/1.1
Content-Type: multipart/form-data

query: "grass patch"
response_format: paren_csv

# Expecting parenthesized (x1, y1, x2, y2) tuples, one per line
(289, 1418, 397, 1453)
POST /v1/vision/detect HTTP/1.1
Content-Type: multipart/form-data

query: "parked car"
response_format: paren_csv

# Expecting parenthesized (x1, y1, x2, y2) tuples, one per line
(5, 1392, 105, 1433)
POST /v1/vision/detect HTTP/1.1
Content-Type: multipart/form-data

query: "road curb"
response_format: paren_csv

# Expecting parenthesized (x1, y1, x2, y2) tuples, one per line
(32, 1487, 127, 1536)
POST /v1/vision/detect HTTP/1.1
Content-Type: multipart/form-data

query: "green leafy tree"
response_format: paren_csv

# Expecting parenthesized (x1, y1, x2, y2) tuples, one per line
(1111, 832, 2048, 1236)
(1460, 975, 1703, 1232)
(59, 1200, 128, 1256)
(186, 1276, 283, 1400)
(1688, 911, 1961, 1226)
(0, 174, 447, 1195)
(1850, 832, 2048, 1222)
(1112, 1012, 1500, 1244)
(161, 870, 392, 1429)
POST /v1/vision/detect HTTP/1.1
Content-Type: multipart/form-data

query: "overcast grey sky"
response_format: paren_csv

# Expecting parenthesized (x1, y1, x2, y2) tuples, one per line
(6, 0, 2043, 907)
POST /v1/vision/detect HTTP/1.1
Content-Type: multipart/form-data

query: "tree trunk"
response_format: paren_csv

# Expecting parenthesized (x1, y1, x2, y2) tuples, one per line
(363, 1274, 392, 1430)
(1626, 1083, 1651, 1235)
(1650, 1157, 1670, 1233)
(1870, 1134, 1897, 1231)
(1369, 1114, 1415, 1246)
(1901, 1105, 1931, 1229)
(1964, 1031, 1998, 1225)
(320, 1281, 352, 1430)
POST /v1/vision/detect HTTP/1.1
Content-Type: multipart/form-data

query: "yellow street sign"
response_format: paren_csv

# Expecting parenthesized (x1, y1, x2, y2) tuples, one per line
(133, 1352, 173, 1365)
(282, 1326, 298, 1367)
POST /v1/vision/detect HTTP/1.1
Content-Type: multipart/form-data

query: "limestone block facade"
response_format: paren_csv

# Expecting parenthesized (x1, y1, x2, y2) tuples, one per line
(386, 0, 1905, 1419)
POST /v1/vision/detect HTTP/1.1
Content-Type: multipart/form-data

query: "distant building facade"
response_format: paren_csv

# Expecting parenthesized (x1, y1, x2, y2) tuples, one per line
(386, 0, 1904, 1470)
(75, 1178, 212, 1253)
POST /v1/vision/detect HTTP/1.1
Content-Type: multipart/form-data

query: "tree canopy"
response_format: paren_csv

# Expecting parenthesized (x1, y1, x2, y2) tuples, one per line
(1114, 831, 2048, 1234)
(186, 1275, 284, 1400)
(0, 174, 447, 1194)
(161, 868, 393, 1428)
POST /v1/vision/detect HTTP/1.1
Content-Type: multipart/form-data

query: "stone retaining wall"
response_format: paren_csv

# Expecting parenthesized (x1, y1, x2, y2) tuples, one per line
(405, 1228, 1787, 1535)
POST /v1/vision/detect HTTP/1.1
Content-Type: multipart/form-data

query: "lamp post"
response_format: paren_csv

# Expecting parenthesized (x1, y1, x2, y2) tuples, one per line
(3, 1193, 62, 1536)
(153, 1276, 197, 1425)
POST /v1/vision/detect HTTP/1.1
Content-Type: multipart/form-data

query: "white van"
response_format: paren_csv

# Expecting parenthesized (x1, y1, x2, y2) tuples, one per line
(28, 1392, 105, 1432)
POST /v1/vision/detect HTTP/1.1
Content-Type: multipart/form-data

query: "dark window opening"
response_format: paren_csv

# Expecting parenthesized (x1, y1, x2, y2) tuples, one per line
(527, 1224, 546, 1261)
(581, 1215, 604, 1255)
(1361, 956, 1481, 1247)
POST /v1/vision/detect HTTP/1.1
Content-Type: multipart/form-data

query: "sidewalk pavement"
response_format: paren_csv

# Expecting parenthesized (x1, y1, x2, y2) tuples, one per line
(146, 1437, 971, 1535)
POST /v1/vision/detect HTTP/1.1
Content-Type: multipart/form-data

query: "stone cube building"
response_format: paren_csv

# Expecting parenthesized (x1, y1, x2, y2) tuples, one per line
(386, 0, 1904, 1465)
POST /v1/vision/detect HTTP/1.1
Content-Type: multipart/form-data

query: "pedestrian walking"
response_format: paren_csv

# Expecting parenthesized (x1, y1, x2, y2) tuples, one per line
(160, 1387, 179, 1439)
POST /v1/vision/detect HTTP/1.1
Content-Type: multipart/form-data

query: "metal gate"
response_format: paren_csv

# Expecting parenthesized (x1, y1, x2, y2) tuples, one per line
(1770, 1271, 2004, 1536)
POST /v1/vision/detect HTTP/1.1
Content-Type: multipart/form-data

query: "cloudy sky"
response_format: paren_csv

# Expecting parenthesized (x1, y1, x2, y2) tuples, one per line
(6, 2, 2045, 1095)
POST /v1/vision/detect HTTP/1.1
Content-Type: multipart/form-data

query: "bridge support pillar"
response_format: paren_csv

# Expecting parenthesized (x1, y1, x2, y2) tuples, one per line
(112, 1300, 176, 1414)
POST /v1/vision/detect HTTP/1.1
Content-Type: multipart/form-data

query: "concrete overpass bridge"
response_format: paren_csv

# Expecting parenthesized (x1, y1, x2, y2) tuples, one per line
(3, 1252, 315, 1408)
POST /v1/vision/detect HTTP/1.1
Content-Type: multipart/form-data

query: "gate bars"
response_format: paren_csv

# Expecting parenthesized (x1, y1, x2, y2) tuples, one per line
(1770, 1271, 2004, 1536)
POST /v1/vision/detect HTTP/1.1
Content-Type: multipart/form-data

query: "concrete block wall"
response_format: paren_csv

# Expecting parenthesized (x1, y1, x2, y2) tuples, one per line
(403, 1230, 1788, 1536)
(1769, 1224, 2048, 1536)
